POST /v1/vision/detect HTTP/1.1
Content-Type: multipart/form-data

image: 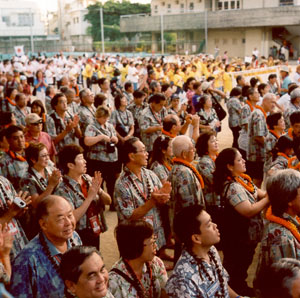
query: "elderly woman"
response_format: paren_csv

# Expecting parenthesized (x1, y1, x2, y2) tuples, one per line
(214, 148, 269, 296)
(20, 142, 60, 239)
(84, 105, 118, 209)
(256, 170, 300, 278)
(2, 87, 17, 112)
(60, 246, 114, 298)
(109, 220, 168, 298)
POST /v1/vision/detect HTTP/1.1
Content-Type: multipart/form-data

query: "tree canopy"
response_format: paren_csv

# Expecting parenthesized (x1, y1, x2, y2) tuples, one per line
(84, 0, 151, 41)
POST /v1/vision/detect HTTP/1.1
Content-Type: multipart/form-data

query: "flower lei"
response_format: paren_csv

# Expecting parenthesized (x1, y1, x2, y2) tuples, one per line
(4, 97, 16, 106)
(288, 128, 294, 140)
(246, 100, 255, 112)
(229, 173, 255, 194)
(163, 160, 172, 172)
(266, 207, 300, 243)
(268, 129, 281, 140)
(256, 105, 267, 119)
(209, 153, 218, 162)
(288, 156, 300, 170)
(173, 157, 204, 188)
(161, 129, 176, 139)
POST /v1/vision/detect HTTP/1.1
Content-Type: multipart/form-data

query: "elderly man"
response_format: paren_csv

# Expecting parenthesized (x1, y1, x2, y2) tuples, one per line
(284, 88, 300, 129)
(78, 88, 96, 134)
(256, 169, 300, 280)
(0, 125, 28, 191)
(114, 137, 171, 251)
(168, 135, 205, 262)
(166, 205, 241, 298)
(60, 246, 114, 298)
(24, 113, 56, 162)
(10, 195, 82, 297)
(247, 93, 276, 187)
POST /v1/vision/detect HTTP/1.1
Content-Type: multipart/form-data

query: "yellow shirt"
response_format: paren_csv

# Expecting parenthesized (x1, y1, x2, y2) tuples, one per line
(223, 72, 233, 94)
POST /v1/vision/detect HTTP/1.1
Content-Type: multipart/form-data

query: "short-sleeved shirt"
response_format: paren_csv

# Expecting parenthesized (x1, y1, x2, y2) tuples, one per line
(198, 108, 219, 132)
(281, 76, 292, 95)
(85, 119, 118, 162)
(247, 109, 269, 162)
(47, 111, 79, 153)
(238, 103, 252, 151)
(109, 256, 167, 298)
(0, 152, 29, 191)
(139, 106, 167, 152)
(226, 96, 242, 128)
(195, 156, 220, 207)
(166, 247, 230, 298)
(14, 106, 31, 127)
(150, 161, 170, 183)
(110, 109, 134, 135)
(10, 232, 82, 298)
(0, 176, 28, 259)
(257, 212, 300, 274)
(224, 180, 263, 243)
(264, 132, 279, 172)
(0, 98, 15, 113)
(78, 104, 96, 134)
(114, 167, 166, 249)
(284, 102, 299, 129)
(267, 155, 289, 176)
(168, 163, 205, 224)
(55, 174, 107, 233)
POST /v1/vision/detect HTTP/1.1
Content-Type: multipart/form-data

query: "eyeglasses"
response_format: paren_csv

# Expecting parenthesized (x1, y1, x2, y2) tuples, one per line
(135, 149, 147, 154)
(31, 120, 43, 126)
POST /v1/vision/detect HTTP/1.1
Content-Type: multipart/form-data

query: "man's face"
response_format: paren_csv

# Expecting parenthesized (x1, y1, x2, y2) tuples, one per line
(55, 96, 68, 113)
(83, 90, 94, 105)
(131, 141, 148, 167)
(197, 210, 220, 247)
(172, 116, 181, 134)
(66, 90, 76, 104)
(8, 130, 25, 152)
(40, 197, 76, 242)
(69, 253, 109, 298)
(152, 100, 166, 113)
(292, 123, 300, 138)
(69, 154, 87, 175)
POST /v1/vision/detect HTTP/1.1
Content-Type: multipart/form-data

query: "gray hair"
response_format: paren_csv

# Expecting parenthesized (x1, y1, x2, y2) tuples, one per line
(172, 135, 192, 158)
(290, 88, 300, 100)
(262, 92, 275, 103)
(266, 169, 300, 216)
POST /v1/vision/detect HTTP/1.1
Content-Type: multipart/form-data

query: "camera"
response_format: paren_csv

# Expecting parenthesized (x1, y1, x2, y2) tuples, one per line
(13, 197, 26, 208)
(106, 142, 116, 154)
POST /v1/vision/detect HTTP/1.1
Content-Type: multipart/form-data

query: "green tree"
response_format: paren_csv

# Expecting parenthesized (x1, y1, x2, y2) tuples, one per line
(84, 0, 150, 41)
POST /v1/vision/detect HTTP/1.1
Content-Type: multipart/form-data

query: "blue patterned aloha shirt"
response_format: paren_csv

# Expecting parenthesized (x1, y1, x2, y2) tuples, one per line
(166, 247, 230, 298)
(197, 108, 219, 133)
(0, 176, 28, 259)
(168, 163, 205, 225)
(194, 156, 220, 207)
(257, 212, 300, 275)
(128, 102, 148, 138)
(0, 151, 29, 192)
(284, 102, 299, 129)
(247, 109, 269, 162)
(14, 106, 31, 127)
(114, 166, 166, 250)
(267, 155, 289, 176)
(150, 161, 170, 183)
(10, 231, 82, 298)
(226, 96, 242, 128)
(78, 104, 96, 134)
(139, 106, 167, 152)
(109, 256, 167, 298)
(264, 131, 279, 173)
(238, 103, 252, 152)
(85, 119, 118, 162)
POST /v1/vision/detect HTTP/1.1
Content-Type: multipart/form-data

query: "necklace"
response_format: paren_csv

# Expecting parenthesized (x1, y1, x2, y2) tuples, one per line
(266, 207, 300, 243)
(39, 232, 75, 275)
(123, 259, 155, 298)
(161, 129, 176, 139)
(128, 169, 152, 203)
(269, 129, 281, 139)
(288, 156, 300, 170)
(230, 173, 255, 194)
(150, 106, 162, 125)
(173, 157, 204, 188)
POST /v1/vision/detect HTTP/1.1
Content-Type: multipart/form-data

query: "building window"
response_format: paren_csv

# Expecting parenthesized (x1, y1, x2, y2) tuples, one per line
(162, 2, 165, 6)
(175, 0, 179, 4)
(180, 3, 185, 11)
(189, 2, 194, 10)
(279, 0, 294, 6)
(237, 0, 240, 8)
(154, 4, 158, 12)
(167, 4, 171, 8)
(224, 1, 229, 9)
(218, 2, 223, 10)
(231, 1, 235, 9)
(2, 16, 10, 26)
(18, 13, 33, 26)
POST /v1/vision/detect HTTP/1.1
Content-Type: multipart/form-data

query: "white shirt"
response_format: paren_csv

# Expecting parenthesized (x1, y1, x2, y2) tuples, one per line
(294, 72, 300, 86)
(277, 93, 291, 111)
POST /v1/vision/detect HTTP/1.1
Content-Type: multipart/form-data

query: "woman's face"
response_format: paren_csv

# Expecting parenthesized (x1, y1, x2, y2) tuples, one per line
(204, 97, 212, 109)
(163, 140, 173, 159)
(120, 97, 127, 107)
(32, 104, 42, 116)
(97, 116, 109, 125)
(37, 71, 43, 79)
(10, 89, 18, 99)
(34, 148, 49, 169)
(207, 135, 219, 154)
(140, 234, 157, 262)
(229, 151, 246, 176)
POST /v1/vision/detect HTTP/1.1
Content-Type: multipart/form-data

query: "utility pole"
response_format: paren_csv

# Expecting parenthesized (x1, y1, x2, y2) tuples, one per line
(204, 10, 208, 53)
(30, 8, 34, 53)
(160, 14, 164, 55)
(100, 7, 105, 54)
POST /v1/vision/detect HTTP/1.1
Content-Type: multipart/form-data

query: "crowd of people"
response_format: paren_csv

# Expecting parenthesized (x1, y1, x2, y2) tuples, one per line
(1, 50, 300, 297)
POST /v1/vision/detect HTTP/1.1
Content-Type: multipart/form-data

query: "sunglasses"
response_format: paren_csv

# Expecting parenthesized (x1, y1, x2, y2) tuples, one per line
(31, 120, 43, 126)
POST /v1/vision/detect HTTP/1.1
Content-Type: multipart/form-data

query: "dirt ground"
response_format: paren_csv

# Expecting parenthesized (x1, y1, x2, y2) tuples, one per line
(100, 105, 259, 286)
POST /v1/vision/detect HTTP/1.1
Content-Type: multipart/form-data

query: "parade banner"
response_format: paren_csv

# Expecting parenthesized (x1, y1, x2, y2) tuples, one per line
(14, 45, 24, 57)
(230, 66, 280, 87)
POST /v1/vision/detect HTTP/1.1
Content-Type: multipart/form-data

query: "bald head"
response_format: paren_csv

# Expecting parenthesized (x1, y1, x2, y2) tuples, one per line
(172, 135, 193, 158)
(262, 93, 276, 113)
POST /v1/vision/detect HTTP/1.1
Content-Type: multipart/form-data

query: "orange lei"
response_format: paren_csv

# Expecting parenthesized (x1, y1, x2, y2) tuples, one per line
(4, 97, 16, 106)
(232, 173, 255, 194)
(278, 152, 291, 161)
(255, 105, 267, 119)
(288, 156, 300, 170)
(209, 153, 218, 162)
(268, 129, 281, 139)
(173, 157, 204, 188)
(161, 129, 176, 139)
(8, 150, 26, 162)
(246, 100, 254, 112)
(266, 206, 300, 243)
(163, 161, 172, 171)
(288, 128, 294, 140)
